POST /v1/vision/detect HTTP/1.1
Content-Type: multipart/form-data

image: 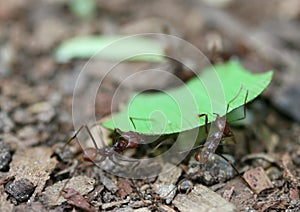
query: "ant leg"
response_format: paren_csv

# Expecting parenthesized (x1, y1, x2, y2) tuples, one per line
(108, 153, 126, 167)
(215, 153, 250, 187)
(89, 120, 102, 129)
(84, 125, 100, 150)
(88, 122, 107, 148)
(226, 85, 243, 113)
(129, 117, 137, 130)
(108, 153, 140, 168)
(150, 138, 175, 155)
(178, 143, 206, 162)
(119, 155, 141, 172)
(162, 178, 194, 198)
(64, 123, 105, 151)
(229, 89, 249, 122)
(63, 125, 86, 149)
(198, 114, 208, 136)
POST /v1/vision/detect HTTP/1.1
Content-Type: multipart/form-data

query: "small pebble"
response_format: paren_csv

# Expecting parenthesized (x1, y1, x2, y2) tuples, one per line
(5, 178, 35, 202)
(178, 179, 193, 193)
(153, 183, 176, 204)
(188, 154, 235, 185)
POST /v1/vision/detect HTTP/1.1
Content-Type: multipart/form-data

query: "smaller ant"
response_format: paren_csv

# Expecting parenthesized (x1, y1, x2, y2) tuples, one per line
(168, 87, 249, 195)
(63, 117, 144, 166)
(196, 86, 249, 164)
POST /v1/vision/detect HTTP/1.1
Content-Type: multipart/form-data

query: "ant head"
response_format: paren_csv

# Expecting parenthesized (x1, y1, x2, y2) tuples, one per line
(82, 147, 98, 162)
(112, 137, 129, 153)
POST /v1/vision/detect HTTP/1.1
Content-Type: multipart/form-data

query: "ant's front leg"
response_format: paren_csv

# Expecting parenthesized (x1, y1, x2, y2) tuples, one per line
(198, 113, 208, 137)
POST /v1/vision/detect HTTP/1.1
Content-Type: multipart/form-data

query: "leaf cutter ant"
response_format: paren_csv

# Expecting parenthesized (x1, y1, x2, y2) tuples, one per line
(196, 86, 249, 164)
(63, 117, 144, 167)
(57, 118, 146, 203)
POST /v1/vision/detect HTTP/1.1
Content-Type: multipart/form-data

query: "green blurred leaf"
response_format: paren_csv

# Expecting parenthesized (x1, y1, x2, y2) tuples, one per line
(102, 60, 273, 135)
(54, 35, 165, 63)
(69, 0, 96, 20)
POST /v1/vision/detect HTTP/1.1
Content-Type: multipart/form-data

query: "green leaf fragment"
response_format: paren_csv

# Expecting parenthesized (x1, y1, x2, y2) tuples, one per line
(54, 35, 165, 63)
(101, 60, 273, 135)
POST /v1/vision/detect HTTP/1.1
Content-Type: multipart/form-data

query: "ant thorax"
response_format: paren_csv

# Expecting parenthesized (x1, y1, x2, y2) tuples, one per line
(214, 115, 226, 132)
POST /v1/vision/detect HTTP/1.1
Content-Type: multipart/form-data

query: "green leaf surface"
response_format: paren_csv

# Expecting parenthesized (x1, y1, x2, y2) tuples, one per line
(54, 35, 165, 63)
(102, 60, 273, 135)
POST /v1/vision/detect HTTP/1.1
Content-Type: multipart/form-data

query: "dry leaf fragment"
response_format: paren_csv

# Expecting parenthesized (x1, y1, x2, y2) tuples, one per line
(41, 175, 95, 207)
(8, 146, 58, 202)
(289, 187, 299, 201)
(116, 179, 132, 199)
(243, 167, 273, 193)
(62, 188, 95, 212)
(281, 153, 299, 187)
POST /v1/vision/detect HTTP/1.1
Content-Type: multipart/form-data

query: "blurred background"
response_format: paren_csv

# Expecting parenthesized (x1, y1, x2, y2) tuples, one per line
(1, 0, 300, 121)
(0, 0, 300, 211)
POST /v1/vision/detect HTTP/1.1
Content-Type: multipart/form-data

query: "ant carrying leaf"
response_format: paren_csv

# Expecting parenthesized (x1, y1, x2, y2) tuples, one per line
(195, 85, 249, 164)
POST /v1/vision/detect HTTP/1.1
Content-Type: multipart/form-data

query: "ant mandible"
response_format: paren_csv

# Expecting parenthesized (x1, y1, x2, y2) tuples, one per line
(196, 86, 249, 164)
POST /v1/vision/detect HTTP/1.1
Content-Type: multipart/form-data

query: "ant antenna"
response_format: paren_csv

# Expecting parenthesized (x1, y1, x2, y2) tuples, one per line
(63, 124, 99, 150)
(129, 116, 155, 131)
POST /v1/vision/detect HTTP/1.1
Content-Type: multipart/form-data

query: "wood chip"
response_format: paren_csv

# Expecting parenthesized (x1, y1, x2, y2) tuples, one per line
(281, 153, 299, 187)
(222, 186, 234, 201)
(8, 146, 58, 202)
(100, 175, 118, 193)
(41, 175, 95, 206)
(158, 204, 176, 212)
(133, 207, 151, 212)
(243, 167, 273, 193)
(173, 184, 236, 212)
(157, 163, 182, 185)
(101, 198, 130, 210)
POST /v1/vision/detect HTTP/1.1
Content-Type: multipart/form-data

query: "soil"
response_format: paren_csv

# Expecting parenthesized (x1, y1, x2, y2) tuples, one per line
(0, 0, 300, 211)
